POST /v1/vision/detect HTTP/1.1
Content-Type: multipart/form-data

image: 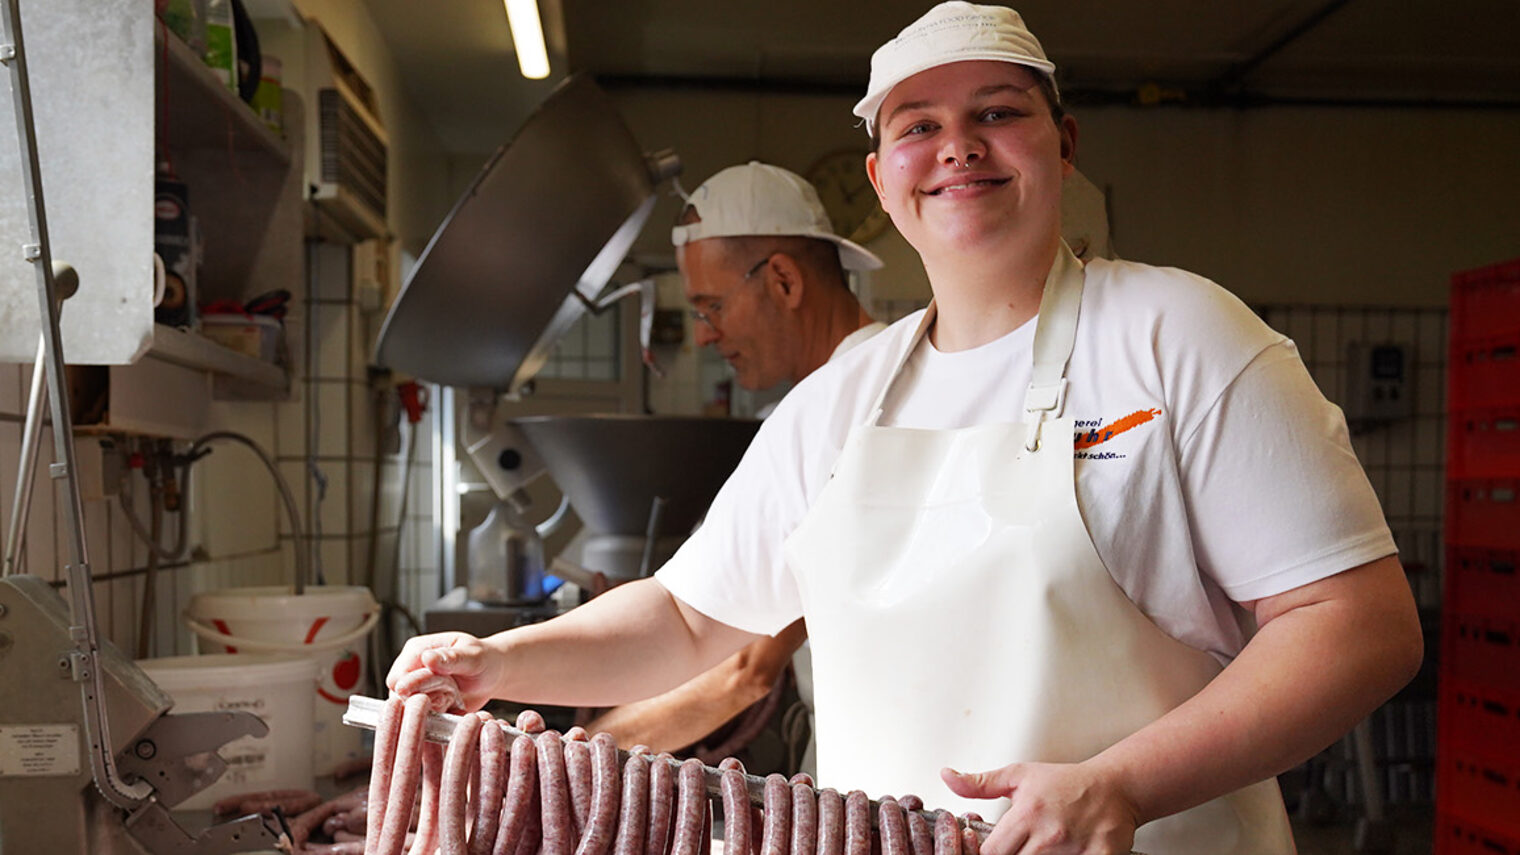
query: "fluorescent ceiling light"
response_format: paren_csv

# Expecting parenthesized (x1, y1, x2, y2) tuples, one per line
(504, 0, 550, 80)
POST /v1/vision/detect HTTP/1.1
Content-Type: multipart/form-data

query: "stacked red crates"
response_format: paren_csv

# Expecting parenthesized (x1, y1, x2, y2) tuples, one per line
(1439, 257, 1520, 854)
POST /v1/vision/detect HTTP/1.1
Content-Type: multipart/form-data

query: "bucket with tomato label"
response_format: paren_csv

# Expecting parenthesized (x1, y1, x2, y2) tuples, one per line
(184, 585, 380, 776)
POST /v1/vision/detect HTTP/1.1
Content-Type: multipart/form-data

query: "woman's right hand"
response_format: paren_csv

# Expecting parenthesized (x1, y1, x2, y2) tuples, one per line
(385, 631, 507, 714)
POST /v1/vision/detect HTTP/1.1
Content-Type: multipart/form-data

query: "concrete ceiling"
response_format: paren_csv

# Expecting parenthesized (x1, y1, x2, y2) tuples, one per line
(366, 0, 1520, 153)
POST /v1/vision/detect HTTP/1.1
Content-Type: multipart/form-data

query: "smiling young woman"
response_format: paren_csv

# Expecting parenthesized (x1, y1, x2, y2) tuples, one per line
(865, 60, 1077, 350)
(387, 8, 1421, 855)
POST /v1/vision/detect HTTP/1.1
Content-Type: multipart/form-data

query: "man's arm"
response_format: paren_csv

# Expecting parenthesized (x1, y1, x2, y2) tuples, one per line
(946, 555, 1423, 854)
(387, 578, 764, 712)
(587, 619, 808, 751)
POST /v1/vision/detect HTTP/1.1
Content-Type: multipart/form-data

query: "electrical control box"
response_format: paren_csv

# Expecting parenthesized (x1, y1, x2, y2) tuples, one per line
(1345, 342, 1414, 423)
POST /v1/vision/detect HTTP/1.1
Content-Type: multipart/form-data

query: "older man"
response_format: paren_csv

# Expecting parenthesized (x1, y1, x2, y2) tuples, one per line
(585, 162, 884, 769)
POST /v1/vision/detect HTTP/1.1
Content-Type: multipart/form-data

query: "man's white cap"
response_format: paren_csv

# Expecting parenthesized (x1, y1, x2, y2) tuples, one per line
(671, 161, 884, 272)
(853, 2, 1057, 135)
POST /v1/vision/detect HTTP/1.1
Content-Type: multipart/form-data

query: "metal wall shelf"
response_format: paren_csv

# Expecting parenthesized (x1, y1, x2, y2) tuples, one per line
(155, 24, 291, 165)
(146, 324, 287, 392)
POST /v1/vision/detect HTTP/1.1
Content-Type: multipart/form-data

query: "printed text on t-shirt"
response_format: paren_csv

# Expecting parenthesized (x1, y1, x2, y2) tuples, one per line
(1073, 408, 1163, 459)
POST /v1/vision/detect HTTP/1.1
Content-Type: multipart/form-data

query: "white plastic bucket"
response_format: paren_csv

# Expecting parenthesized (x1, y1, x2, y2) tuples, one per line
(184, 585, 380, 776)
(136, 654, 317, 811)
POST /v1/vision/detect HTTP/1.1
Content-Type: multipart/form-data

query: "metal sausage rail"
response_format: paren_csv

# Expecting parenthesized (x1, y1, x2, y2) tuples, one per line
(345, 695, 1148, 854)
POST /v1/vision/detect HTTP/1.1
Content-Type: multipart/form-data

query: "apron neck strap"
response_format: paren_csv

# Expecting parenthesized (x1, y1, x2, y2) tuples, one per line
(1022, 241, 1085, 450)
(867, 242, 1086, 432)
(866, 302, 937, 423)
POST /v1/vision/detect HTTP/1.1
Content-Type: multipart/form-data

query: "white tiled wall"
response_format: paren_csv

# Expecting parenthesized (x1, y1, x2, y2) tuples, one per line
(0, 241, 444, 666)
(0, 360, 288, 658)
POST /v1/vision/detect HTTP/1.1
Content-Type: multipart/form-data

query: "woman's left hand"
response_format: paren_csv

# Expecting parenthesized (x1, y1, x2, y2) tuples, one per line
(941, 761, 1139, 855)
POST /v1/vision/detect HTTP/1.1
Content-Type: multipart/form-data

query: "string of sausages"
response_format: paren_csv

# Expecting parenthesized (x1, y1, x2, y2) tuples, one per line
(358, 695, 990, 855)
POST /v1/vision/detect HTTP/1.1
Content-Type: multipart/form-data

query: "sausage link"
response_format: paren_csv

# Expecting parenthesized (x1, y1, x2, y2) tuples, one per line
(440, 711, 486, 855)
(294, 787, 367, 851)
(410, 741, 444, 855)
(471, 741, 483, 822)
(377, 693, 431, 855)
(700, 801, 713, 855)
(325, 803, 368, 838)
(960, 828, 979, 855)
(843, 791, 870, 855)
(760, 774, 791, 855)
(644, 754, 676, 855)
(538, 730, 575, 855)
(931, 812, 960, 855)
(575, 732, 622, 855)
(512, 786, 544, 855)
(788, 773, 814, 789)
(902, 802, 931, 855)
(720, 767, 751, 855)
(669, 758, 708, 855)
(491, 732, 542, 855)
(469, 719, 511, 855)
(517, 709, 548, 733)
(790, 781, 817, 855)
(613, 751, 650, 855)
(815, 788, 844, 855)
(877, 796, 908, 855)
(365, 695, 406, 855)
(566, 737, 594, 840)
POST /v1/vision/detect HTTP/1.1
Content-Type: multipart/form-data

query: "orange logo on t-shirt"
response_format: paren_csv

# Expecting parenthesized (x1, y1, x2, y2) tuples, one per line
(1074, 408, 1162, 450)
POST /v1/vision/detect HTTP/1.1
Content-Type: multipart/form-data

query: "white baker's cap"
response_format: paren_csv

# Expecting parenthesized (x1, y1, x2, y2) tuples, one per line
(853, 2, 1057, 135)
(671, 161, 884, 272)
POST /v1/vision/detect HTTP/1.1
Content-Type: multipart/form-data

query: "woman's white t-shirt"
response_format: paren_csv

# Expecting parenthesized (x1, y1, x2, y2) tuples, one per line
(657, 257, 1396, 662)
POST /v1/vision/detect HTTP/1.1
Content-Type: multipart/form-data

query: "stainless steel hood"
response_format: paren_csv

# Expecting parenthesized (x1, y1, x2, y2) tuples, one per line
(375, 74, 680, 391)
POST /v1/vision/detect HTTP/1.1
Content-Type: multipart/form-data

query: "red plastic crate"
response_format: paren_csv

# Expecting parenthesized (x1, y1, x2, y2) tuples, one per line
(1447, 332, 1520, 412)
(1451, 257, 1520, 343)
(1437, 811, 1520, 855)
(1437, 750, 1520, 839)
(1443, 613, 1520, 687)
(1447, 408, 1520, 480)
(1439, 678, 1520, 768)
(1446, 480, 1520, 550)
(1444, 547, 1520, 620)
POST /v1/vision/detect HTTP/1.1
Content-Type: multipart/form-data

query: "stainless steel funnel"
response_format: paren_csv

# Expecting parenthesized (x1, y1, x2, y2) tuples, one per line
(513, 415, 760, 538)
(374, 74, 680, 392)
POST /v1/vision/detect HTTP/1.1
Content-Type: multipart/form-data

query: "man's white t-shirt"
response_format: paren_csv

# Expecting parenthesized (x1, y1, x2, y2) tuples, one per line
(658, 257, 1396, 663)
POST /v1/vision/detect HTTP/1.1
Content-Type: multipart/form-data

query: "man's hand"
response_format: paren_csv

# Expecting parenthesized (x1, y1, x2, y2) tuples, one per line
(385, 631, 505, 713)
(942, 761, 1139, 855)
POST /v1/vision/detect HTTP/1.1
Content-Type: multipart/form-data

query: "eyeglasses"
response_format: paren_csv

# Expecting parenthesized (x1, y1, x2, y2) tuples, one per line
(689, 254, 773, 330)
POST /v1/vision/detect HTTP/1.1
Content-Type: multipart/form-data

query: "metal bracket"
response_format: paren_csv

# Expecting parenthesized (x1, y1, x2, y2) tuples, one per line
(22, 241, 39, 260)
(123, 799, 285, 855)
(115, 710, 269, 809)
(571, 278, 661, 376)
(0, 43, 14, 63)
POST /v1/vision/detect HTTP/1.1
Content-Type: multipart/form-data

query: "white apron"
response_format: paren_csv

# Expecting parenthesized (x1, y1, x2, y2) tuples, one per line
(783, 244, 1295, 854)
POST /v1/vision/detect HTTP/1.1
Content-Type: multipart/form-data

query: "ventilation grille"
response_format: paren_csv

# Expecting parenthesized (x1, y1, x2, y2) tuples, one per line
(317, 87, 387, 236)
